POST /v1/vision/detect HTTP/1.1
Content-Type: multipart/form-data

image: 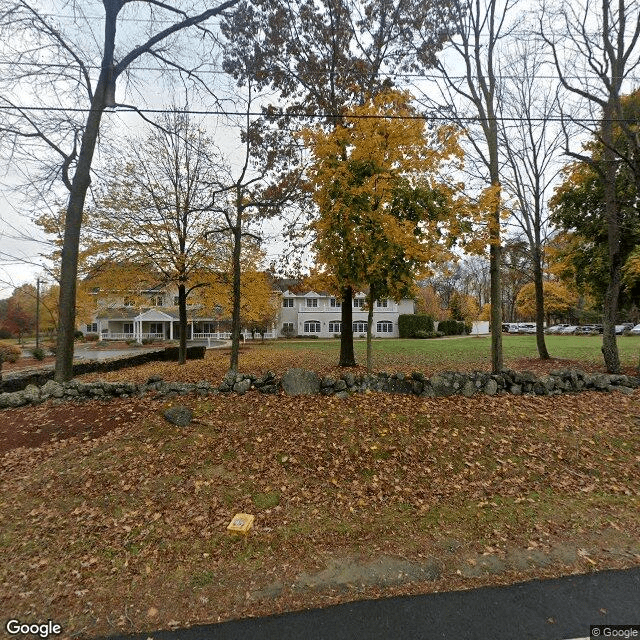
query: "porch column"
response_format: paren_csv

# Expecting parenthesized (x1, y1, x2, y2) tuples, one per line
(169, 321, 173, 340)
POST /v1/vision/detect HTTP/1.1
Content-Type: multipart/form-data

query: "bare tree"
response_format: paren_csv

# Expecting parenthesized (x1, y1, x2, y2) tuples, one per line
(540, 0, 640, 373)
(498, 37, 565, 358)
(208, 82, 302, 372)
(422, 0, 522, 373)
(0, 0, 239, 381)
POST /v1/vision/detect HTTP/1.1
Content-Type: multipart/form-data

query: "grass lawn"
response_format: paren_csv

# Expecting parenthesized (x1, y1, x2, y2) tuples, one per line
(78, 334, 640, 386)
(1, 337, 639, 638)
(263, 334, 640, 370)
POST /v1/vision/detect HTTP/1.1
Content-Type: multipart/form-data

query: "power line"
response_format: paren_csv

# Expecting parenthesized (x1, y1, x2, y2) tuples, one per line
(0, 103, 626, 124)
(2, 61, 638, 83)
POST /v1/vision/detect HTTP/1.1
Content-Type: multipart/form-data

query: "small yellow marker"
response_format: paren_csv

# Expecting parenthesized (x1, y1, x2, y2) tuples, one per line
(227, 513, 254, 535)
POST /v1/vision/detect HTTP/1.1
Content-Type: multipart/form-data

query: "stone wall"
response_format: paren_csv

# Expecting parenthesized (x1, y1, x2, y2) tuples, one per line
(1, 367, 637, 409)
(0, 346, 206, 393)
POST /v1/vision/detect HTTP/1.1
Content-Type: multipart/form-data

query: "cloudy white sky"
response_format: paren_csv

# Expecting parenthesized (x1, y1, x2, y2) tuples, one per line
(1, 0, 638, 298)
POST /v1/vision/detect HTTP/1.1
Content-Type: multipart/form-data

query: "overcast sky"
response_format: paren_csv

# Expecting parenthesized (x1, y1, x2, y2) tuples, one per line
(1, 0, 638, 298)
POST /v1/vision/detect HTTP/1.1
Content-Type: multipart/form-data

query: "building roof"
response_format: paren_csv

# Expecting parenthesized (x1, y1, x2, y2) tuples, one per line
(95, 305, 219, 320)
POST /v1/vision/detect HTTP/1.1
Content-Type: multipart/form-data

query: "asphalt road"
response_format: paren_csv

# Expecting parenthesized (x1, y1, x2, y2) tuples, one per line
(99, 567, 640, 640)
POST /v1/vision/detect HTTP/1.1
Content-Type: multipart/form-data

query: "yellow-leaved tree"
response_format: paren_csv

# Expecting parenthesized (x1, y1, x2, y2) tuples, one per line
(516, 281, 577, 321)
(303, 89, 471, 371)
(85, 112, 227, 364)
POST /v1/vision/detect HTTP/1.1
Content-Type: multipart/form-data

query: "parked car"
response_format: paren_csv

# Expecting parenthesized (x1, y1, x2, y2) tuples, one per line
(502, 323, 519, 333)
(615, 323, 634, 334)
(575, 325, 598, 335)
(518, 323, 537, 334)
(546, 324, 569, 334)
(629, 324, 640, 335)
(559, 325, 579, 334)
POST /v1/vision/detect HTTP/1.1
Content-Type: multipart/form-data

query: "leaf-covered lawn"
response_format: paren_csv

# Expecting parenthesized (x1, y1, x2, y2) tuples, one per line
(78, 334, 640, 386)
(1, 378, 639, 638)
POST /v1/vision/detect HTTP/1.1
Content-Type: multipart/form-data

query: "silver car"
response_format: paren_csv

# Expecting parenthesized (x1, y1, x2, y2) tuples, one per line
(560, 325, 579, 334)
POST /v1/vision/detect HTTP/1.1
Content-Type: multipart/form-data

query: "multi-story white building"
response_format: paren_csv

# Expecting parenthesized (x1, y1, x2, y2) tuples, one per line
(85, 285, 244, 341)
(84, 283, 415, 341)
(277, 289, 415, 339)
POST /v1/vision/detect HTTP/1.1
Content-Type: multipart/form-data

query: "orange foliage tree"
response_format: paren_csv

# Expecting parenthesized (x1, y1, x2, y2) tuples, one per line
(303, 89, 471, 370)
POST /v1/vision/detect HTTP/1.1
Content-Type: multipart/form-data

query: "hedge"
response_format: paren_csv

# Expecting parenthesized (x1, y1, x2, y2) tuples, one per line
(398, 314, 435, 338)
(436, 319, 468, 336)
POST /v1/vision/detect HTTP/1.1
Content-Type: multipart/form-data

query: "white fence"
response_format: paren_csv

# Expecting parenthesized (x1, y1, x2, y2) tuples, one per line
(101, 332, 165, 340)
(102, 331, 276, 342)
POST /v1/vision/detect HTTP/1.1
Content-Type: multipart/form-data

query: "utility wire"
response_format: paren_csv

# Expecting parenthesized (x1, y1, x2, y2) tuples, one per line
(3, 61, 637, 83)
(0, 103, 631, 124)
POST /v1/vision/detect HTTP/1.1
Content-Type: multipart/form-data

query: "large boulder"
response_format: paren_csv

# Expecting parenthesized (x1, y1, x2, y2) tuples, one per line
(281, 368, 320, 396)
(0, 392, 27, 408)
(22, 384, 42, 404)
(163, 405, 193, 427)
(41, 379, 65, 398)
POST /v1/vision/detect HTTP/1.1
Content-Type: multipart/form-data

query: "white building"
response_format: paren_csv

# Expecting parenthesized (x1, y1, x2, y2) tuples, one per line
(85, 283, 416, 341)
(277, 289, 415, 338)
(85, 285, 258, 341)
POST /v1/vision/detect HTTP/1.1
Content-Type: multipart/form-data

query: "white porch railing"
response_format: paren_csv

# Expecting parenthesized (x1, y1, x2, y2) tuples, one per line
(192, 331, 276, 340)
(101, 331, 277, 341)
(102, 332, 164, 340)
(192, 332, 231, 340)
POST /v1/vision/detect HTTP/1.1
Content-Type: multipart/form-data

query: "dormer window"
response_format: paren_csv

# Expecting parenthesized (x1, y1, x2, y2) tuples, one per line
(150, 296, 164, 306)
(123, 296, 135, 307)
(306, 298, 318, 308)
(283, 298, 294, 308)
(330, 298, 341, 307)
(353, 298, 365, 308)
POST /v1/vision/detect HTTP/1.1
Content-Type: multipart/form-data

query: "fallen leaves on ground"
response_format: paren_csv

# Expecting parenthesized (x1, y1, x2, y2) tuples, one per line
(1, 383, 639, 638)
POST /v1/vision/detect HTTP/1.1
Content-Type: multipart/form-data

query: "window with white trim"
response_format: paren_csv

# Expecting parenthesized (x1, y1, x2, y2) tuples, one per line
(330, 298, 341, 307)
(328, 321, 342, 333)
(306, 298, 318, 307)
(304, 320, 321, 333)
(283, 298, 294, 307)
(123, 297, 135, 307)
(282, 322, 294, 333)
(353, 298, 365, 308)
(376, 299, 388, 308)
(376, 321, 393, 333)
(173, 296, 179, 305)
(150, 296, 164, 306)
(149, 322, 164, 334)
(85, 323, 97, 333)
(123, 323, 134, 334)
(353, 321, 368, 333)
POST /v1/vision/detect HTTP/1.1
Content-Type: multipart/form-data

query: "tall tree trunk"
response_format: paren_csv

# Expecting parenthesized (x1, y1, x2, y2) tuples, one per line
(366, 289, 375, 373)
(54, 7, 119, 382)
(601, 102, 622, 373)
(230, 218, 243, 372)
(488, 186, 503, 373)
(55, 90, 107, 381)
(178, 282, 187, 365)
(486, 109, 503, 372)
(339, 285, 356, 367)
(532, 245, 549, 359)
